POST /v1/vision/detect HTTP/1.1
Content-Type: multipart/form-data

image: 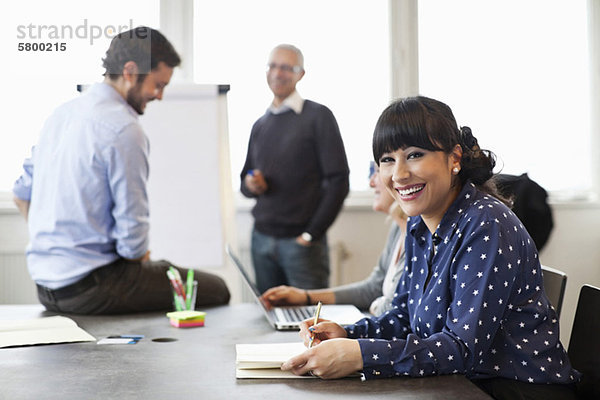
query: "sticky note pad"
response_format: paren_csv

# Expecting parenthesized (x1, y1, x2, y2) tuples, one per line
(166, 311, 206, 328)
(169, 319, 205, 328)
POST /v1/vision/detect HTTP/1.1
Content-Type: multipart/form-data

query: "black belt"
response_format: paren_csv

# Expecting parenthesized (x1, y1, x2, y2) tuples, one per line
(37, 271, 98, 301)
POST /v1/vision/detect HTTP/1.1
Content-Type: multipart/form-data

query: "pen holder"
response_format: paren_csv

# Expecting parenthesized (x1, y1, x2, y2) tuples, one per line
(166, 267, 198, 311)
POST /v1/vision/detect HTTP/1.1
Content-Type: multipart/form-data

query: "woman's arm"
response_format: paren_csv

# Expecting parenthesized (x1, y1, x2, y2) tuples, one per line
(333, 224, 402, 310)
(356, 214, 522, 379)
(261, 225, 402, 310)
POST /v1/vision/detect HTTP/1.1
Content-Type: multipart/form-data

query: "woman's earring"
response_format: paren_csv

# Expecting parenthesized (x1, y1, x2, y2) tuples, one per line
(453, 167, 460, 174)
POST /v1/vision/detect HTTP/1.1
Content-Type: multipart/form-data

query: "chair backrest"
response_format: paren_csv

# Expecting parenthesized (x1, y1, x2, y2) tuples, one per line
(495, 173, 553, 251)
(568, 285, 600, 398)
(541, 265, 567, 317)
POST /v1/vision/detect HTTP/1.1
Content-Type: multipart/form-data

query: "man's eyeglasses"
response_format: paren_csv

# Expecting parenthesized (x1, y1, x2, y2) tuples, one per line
(266, 63, 303, 74)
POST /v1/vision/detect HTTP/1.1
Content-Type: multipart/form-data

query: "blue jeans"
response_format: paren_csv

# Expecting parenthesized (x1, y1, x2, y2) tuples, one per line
(251, 228, 330, 294)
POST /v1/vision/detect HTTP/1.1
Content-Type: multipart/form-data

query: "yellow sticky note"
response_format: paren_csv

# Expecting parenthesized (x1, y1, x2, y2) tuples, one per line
(166, 310, 206, 321)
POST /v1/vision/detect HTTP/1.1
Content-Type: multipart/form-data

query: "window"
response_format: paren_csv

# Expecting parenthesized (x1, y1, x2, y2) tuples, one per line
(193, 0, 390, 191)
(1, 0, 160, 192)
(4, 1, 593, 198)
(418, 0, 590, 195)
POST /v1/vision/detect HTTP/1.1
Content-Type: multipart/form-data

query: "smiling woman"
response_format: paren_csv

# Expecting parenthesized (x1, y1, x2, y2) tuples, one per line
(373, 97, 506, 232)
(281, 96, 580, 400)
(378, 147, 461, 231)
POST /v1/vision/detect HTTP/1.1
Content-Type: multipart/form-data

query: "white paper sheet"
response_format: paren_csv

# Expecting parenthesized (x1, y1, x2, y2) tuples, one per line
(0, 315, 96, 348)
(235, 342, 315, 379)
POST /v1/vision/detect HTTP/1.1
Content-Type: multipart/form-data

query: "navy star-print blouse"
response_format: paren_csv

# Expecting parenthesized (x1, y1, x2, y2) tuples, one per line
(345, 182, 580, 384)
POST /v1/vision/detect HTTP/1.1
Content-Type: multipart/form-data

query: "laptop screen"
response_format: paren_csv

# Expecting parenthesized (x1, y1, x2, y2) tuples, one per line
(225, 244, 366, 330)
(226, 245, 263, 299)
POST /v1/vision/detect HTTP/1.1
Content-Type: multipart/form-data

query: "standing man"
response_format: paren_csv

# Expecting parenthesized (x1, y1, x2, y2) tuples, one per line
(13, 27, 230, 314)
(240, 44, 349, 294)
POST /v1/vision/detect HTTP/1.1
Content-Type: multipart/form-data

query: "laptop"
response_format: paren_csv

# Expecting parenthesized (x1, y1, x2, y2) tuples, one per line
(226, 245, 366, 331)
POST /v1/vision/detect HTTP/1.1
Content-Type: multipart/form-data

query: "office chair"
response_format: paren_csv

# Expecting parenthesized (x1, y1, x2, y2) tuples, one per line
(495, 173, 553, 251)
(568, 285, 600, 399)
(540, 265, 567, 317)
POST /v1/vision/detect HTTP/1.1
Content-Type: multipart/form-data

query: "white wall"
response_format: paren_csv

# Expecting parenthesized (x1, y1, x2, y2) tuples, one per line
(0, 209, 37, 303)
(538, 201, 600, 345)
(2, 194, 599, 347)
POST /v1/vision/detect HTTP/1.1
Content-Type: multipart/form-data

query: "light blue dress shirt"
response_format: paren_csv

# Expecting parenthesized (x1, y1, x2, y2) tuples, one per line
(13, 82, 150, 289)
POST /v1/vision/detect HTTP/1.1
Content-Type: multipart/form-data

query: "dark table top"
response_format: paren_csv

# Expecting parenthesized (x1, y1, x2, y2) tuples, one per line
(0, 303, 491, 399)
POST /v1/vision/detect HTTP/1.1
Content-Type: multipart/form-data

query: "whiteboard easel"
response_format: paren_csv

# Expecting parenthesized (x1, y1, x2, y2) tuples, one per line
(140, 84, 234, 268)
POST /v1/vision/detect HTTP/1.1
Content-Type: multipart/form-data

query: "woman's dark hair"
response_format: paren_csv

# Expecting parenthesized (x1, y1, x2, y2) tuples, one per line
(102, 26, 181, 81)
(372, 96, 508, 203)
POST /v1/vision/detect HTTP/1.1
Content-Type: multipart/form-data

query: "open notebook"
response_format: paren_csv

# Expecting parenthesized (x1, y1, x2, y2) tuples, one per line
(0, 315, 95, 348)
(236, 342, 315, 379)
(226, 245, 365, 331)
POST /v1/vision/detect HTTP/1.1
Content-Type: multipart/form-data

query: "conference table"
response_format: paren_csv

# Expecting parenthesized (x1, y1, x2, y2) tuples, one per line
(0, 303, 491, 399)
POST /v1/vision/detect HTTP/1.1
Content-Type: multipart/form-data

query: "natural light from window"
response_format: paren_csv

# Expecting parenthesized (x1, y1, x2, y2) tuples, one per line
(193, 0, 391, 192)
(419, 0, 590, 196)
(2, 1, 592, 199)
(1, 0, 160, 192)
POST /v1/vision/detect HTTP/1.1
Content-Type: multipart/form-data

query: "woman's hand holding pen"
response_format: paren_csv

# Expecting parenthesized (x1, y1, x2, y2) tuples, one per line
(282, 314, 363, 379)
(298, 318, 347, 347)
(281, 338, 363, 379)
(244, 169, 268, 195)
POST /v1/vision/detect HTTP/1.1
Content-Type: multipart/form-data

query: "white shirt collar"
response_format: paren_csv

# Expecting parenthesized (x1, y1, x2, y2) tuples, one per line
(268, 90, 304, 115)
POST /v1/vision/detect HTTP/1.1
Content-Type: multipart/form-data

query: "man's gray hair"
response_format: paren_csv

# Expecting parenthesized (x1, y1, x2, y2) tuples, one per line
(270, 44, 304, 69)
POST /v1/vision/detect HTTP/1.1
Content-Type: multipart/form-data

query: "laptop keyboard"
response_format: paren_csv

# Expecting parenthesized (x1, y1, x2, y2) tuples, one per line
(280, 305, 316, 322)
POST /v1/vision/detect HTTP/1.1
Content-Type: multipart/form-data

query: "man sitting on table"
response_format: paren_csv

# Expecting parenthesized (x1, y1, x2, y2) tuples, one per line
(12, 26, 230, 314)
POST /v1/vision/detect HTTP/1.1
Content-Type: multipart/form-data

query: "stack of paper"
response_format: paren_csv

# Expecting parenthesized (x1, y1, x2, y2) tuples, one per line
(235, 342, 314, 379)
(0, 316, 96, 348)
(166, 310, 206, 328)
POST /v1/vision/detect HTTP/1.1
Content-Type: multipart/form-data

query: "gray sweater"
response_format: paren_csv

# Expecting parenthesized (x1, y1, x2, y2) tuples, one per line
(333, 224, 405, 313)
(240, 100, 349, 240)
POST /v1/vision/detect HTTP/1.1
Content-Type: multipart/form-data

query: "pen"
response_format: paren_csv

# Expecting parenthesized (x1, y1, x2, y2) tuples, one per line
(166, 269, 186, 311)
(186, 269, 194, 310)
(308, 301, 322, 349)
(190, 281, 198, 311)
(170, 266, 187, 299)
